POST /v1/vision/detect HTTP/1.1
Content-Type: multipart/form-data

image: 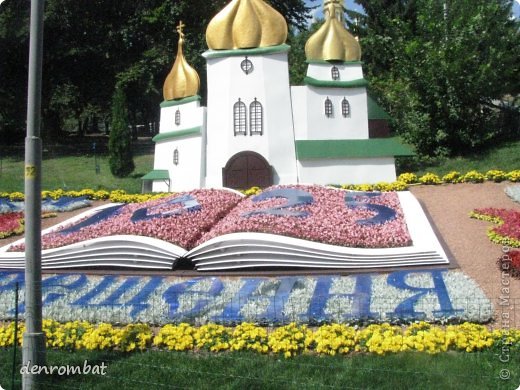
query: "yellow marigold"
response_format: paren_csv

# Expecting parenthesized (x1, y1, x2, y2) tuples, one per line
(397, 173, 418, 184)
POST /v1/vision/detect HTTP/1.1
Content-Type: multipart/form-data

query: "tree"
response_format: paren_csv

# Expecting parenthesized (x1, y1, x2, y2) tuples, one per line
(356, 0, 520, 157)
(108, 86, 135, 177)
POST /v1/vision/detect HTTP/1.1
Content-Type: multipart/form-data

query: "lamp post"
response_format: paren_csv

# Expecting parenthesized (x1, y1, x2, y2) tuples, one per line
(23, 0, 46, 388)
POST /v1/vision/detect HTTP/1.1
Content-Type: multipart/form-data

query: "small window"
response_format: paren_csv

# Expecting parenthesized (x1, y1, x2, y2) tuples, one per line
(325, 97, 333, 118)
(175, 109, 181, 126)
(173, 148, 179, 165)
(249, 98, 263, 135)
(342, 98, 350, 118)
(233, 99, 247, 136)
(331, 66, 340, 80)
(241, 57, 254, 75)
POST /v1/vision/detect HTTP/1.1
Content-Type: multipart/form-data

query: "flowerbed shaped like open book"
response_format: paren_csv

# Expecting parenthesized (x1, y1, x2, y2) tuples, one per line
(0, 185, 450, 271)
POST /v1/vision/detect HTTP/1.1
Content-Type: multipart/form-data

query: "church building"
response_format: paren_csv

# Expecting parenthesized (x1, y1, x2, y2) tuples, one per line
(142, 0, 413, 192)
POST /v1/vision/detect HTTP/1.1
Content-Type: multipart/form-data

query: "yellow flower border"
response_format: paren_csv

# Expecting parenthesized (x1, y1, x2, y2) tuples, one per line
(1, 169, 518, 202)
(1, 320, 518, 357)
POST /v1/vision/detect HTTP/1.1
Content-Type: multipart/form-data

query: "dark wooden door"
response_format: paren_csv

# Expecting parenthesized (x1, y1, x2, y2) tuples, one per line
(223, 151, 272, 189)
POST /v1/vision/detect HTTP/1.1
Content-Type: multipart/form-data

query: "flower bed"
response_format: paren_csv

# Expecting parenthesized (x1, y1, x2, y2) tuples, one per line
(0, 212, 24, 239)
(470, 208, 520, 248)
(1, 319, 518, 357)
(198, 185, 411, 249)
(9, 189, 242, 252)
(0, 269, 493, 325)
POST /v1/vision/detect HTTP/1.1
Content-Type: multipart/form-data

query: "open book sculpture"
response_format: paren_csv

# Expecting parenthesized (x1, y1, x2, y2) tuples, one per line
(0, 185, 449, 271)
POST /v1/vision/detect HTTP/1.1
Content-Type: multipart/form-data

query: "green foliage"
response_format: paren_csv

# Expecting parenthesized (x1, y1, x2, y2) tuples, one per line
(109, 87, 135, 178)
(358, 0, 520, 157)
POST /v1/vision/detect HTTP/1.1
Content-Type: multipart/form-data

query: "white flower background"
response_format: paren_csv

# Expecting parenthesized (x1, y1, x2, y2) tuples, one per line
(0, 269, 493, 325)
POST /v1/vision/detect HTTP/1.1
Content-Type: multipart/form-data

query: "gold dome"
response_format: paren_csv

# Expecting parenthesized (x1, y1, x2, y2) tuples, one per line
(305, 0, 361, 62)
(206, 0, 288, 50)
(163, 21, 200, 101)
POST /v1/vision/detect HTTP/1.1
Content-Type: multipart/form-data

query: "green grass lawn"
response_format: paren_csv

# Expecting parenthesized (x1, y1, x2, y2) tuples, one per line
(397, 139, 520, 177)
(0, 153, 153, 194)
(1, 348, 518, 389)
(0, 139, 518, 194)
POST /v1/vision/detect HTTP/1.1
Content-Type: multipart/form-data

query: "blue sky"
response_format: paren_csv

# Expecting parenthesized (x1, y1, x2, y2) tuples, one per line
(305, 0, 520, 21)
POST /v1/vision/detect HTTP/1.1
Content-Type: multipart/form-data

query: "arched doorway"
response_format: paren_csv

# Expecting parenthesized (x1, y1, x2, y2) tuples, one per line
(222, 151, 272, 189)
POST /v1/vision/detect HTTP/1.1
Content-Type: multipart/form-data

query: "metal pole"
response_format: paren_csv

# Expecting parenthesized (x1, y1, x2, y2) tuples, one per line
(23, 0, 46, 389)
(12, 281, 20, 390)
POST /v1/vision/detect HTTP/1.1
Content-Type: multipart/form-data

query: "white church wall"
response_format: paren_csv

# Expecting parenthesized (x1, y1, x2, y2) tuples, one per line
(306, 63, 364, 82)
(160, 100, 204, 133)
(303, 86, 369, 140)
(152, 101, 206, 192)
(297, 157, 397, 185)
(204, 50, 297, 187)
(152, 134, 205, 192)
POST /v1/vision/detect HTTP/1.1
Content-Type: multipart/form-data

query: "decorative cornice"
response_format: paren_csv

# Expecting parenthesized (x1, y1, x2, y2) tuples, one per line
(152, 126, 202, 143)
(202, 44, 290, 59)
(160, 95, 201, 108)
(304, 76, 368, 88)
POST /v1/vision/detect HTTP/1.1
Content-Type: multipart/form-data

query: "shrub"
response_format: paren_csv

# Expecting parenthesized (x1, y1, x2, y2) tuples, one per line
(108, 86, 135, 178)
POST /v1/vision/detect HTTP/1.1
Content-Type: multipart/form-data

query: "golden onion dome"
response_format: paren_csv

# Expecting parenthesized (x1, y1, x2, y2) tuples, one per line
(206, 0, 288, 50)
(305, 0, 361, 62)
(163, 21, 200, 101)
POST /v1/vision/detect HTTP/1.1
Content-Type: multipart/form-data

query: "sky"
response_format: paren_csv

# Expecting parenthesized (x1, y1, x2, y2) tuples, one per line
(304, 0, 520, 21)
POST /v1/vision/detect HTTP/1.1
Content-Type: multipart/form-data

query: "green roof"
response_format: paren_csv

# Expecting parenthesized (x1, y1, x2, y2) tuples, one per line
(160, 95, 201, 108)
(295, 138, 414, 160)
(304, 76, 368, 89)
(152, 126, 202, 143)
(367, 96, 391, 120)
(202, 44, 290, 59)
(141, 170, 170, 180)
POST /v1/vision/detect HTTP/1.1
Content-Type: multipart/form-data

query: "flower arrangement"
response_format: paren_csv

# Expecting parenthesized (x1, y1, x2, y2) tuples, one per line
(10, 189, 243, 252)
(1, 168, 519, 207)
(498, 250, 520, 279)
(418, 173, 443, 185)
(463, 170, 486, 183)
(198, 185, 412, 249)
(0, 212, 24, 239)
(1, 320, 518, 357)
(442, 171, 462, 184)
(397, 173, 418, 184)
(470, 208, 520, 248)
(485, 170, 508, 183)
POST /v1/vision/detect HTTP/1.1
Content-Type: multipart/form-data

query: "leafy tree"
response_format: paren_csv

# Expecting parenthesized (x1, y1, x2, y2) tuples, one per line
(108, 86, 134, 177)
(356, 0, 520, 157)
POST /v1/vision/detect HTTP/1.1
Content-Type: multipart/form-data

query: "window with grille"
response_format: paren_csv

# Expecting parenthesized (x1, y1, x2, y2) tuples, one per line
(342, 98, 350, 117)
(249, 98, 263, 135)
(325, 97, 333, 118)
(233, 99, 247, 136)
(331, 66, 340, 80)
(175, 109, 181, 125)
(241, 57, 254, 75)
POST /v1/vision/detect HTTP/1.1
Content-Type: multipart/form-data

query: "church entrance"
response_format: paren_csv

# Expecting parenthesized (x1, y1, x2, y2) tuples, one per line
(222, 151, 272, 190)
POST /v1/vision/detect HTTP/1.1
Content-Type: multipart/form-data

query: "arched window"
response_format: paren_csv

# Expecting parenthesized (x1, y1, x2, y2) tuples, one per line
(173, 148, 179, 165)
(250, 98, 263, 135)
(233, 99, 247, 136)
(175, 109, 181, 125)
(325, 97, 333, 118)
(342, 98, 350, 118)
(331, 66, 340, 80)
